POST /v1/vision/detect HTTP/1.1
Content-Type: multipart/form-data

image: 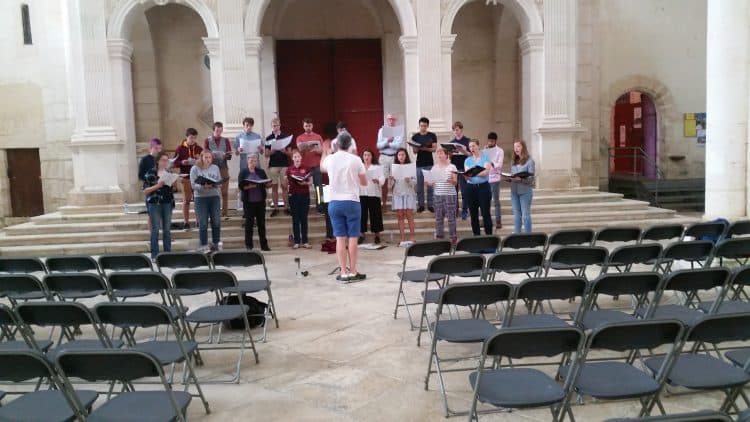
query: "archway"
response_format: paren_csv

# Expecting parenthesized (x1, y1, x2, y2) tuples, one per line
(257, 0, 406, 153)
(610, 91, 658, 178)
(450, 1, 521, 150)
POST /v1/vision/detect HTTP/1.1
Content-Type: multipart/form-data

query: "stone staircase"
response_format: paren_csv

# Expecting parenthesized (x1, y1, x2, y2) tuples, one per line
(0, 187, 700, 257)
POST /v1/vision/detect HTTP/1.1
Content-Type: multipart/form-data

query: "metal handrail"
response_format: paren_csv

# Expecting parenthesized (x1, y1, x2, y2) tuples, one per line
(608, 147, 663, 206)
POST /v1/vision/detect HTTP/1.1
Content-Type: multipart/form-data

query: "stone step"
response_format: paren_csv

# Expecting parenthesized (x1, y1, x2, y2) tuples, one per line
(0, 207, 679, 247)
(0, 215, 699, 258)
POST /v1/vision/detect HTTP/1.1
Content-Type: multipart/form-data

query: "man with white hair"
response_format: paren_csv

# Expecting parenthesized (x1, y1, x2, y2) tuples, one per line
(321, 132, 368, 283)
(376, 113, 403, 209)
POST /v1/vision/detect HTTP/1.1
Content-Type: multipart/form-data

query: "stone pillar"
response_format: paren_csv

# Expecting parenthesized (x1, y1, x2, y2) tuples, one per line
(260, 36, 279, 130)
(535, 0, 585, 189)
(203, 37, 225, 128)
(415, 0, 450, 134)
(441, 35, 456, 129)
(519, 32, 544, 146)
(400, 36, 420, 133)
(107, 38, 139, 201)
(705, 0, 749, 218)
(66, 0, 125, 205)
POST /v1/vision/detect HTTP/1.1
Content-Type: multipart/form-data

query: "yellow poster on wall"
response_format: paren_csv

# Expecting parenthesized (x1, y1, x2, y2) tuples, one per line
(684, 113, 697, 137)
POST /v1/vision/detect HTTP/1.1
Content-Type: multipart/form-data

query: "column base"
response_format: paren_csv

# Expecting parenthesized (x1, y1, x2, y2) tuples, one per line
(534, 124, 587, 190)
(535, 168, 581, 189)
(67, 188, 124, 207)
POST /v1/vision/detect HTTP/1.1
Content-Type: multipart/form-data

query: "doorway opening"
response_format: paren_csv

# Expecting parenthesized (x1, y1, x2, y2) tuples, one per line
(610, 91, 658, 178)
(6, 148, 44, 217)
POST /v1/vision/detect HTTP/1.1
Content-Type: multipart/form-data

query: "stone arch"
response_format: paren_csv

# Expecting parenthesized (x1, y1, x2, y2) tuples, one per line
(107, 0, 219, 39)
(244, 0, 417, 37)
(441, 0, 543, 35)
(603, 75, 677, 175)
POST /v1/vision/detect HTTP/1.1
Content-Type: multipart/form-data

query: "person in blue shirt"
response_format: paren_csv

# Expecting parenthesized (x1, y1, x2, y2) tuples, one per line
(462, 139, 493, 235)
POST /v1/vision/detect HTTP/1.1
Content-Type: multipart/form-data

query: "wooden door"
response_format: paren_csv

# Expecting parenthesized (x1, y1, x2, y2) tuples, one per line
(6, 149, 44, 217)
(276, 39, 383, 150)
(613, 102, 645, 174)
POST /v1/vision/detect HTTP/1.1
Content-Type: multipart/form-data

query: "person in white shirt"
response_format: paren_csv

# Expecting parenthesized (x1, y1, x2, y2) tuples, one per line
(376, 113, 403, 208)
(485, 132, 504, 229)
(321, 133, 368, 283)
(359, 148, 385, 244)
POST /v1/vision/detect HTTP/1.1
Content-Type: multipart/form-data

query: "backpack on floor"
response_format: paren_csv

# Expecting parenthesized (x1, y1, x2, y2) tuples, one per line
(220, 294, 267, 329)
(321, 239, 336, 254)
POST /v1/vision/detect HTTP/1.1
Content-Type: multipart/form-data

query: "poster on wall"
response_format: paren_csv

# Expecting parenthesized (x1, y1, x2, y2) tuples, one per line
(683, 113, 706, 146)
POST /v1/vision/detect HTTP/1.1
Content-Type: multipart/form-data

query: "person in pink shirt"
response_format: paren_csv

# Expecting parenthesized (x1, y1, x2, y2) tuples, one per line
(484, 132, 504, 229)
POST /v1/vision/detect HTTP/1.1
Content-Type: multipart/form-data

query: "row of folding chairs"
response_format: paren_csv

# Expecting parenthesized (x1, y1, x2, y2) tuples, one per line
(0, 269, 264, 384)
(421, 276, 750, 419)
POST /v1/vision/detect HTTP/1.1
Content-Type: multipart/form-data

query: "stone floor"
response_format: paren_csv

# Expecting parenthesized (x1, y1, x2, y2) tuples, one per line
(2, 243, 738, 421)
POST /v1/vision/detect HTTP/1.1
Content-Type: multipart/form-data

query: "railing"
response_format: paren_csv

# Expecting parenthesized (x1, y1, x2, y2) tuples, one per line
(608, 147, 664, 206)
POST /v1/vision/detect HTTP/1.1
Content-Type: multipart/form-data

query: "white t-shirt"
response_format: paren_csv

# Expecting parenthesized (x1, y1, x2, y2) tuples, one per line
(322, 151, 366, 202)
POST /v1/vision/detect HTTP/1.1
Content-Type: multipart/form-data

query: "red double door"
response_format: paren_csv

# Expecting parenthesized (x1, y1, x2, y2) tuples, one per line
(276, 39, 384, 154)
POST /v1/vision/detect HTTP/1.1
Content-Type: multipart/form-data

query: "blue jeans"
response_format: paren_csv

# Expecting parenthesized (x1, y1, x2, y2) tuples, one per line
(490, 181, 502, 223)
(511, 190, 533, 233)
(147, 202, 173, 259)
(416, 165, 434, 208)
(194, 195, 221, 247)
(289, 194, 310, 244)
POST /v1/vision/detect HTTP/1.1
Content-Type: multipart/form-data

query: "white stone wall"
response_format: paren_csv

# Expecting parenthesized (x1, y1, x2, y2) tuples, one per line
(596, 0, 707, 181)
(0, 0, 74, 220)
(130, 12, 162, 150)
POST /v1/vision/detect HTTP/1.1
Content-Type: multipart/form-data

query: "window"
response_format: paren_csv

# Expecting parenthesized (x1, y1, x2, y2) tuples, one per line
(21, 4, 32, 45)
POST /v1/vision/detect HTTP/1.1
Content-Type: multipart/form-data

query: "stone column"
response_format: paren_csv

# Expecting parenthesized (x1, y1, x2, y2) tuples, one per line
(107, 38, 139, 201)
(535, 0, 585, 189)
(705, 0, 749, 218)
(441, 35, 456, 129)
(519, 32, 544, 146)
(415, 0, 450, 134)
(66, 0, 125, 205)
(400, 36, 420, 133)
(203, 37, 225, 127)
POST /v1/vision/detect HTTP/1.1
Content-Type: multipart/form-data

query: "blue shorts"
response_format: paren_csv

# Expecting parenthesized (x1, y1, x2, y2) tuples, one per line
(328, 200, 361, 238)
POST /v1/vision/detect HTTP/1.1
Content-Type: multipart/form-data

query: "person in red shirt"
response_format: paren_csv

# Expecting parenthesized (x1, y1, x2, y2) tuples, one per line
(285, 150, 311, 249)
(203, 122, 232, 218)
(297, 118, 324, 213)
(173, 128, 202, 230)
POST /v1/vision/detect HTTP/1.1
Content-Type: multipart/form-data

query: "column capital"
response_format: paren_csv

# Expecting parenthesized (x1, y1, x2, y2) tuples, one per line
(202, 37, 220, 58)
(107, 38, 133, 62)
(399, 35, 418, 54)
(441, 34, 457, 54)
(518, 32, 544, 55)
(244, 37, 263, 57)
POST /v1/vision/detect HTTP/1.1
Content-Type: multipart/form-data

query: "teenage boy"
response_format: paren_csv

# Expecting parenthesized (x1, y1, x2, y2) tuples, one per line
(203, 122, 232, 218)
(411, 117, 437, 213)
(173, 128, 202, 230)
(450, 121, 471, 220)
(297, 118, 325, 213)
(265, 117, 294, 216)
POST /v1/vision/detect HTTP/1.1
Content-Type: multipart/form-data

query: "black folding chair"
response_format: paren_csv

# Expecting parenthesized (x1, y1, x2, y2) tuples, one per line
(16, 302, 121, 359)
(467, 326, 586, 421)
(644, 313, 750, 414)
(639, 224, 684, 244)
(571, 319, 685, 417)
(453, 236, 500, 278)
(636, 268, 731, 326)
(43, 272, 110, 301)
(500, 232, 548, 251)
(171, 269, 259, 383)
(726, 220, 750, 239)
(393, 240, 452, 329)
(607, 410, 732, 421)
(424, 282, 511, 417)
(156, 252, 210, 277)
(416, 254, 486, 346)
(700, 266, 750, 314)
(98, 253, 154, 273)
(0, 257, 47, 275)
(544, 245, 609, 279)
(580, 272, 662, 330)
(548, 229, 595, 249)
(714, 237, 750, 266)
(211, 250, 279, 341)
(604, 243, 663, 273)
(506, 276, 588, 328)
(485, 250, 545, 280)
(44, 255, 100, 274)
(94, 302, 210, 414)
(657, 240, 715, 273)
(56, 349, 192, 422)
(0, 303, 52, 353)
(594, 227, 642, 246)
(107, 271, 173, 302)
(0, 274, 50, 307)
(684, 221, 728, 241)
(0, 350, 97, 422)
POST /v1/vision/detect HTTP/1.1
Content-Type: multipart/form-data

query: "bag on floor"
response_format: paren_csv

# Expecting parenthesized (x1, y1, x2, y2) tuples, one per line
(321, 239, 336, 254)
(221, 294, 267, 329)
